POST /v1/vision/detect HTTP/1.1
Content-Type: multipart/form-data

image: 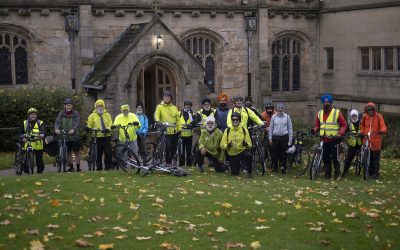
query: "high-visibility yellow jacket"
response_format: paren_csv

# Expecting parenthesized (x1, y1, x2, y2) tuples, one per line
(113, 113, 141, 143)
(179, 110, 194, 137)
(196, 108, 216, 127)
(199, 128, 225, 161)
(23, 120, 43, 150)
(87, 110, 113, 137)
(227, 107, 263, 128)
(318, 108, 340, 137)
(220, 125, 252, 156)
(347, 122, 362, 147)
(154, 101, 181, 135)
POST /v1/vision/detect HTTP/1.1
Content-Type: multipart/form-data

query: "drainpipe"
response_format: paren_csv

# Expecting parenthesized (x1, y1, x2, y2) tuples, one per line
(65, 14, 79, 90)
(245, 16, 257, 97)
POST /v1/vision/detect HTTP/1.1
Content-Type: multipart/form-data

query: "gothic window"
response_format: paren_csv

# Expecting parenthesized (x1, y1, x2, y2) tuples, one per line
(271, 37, 301, 91)
(0, 32, 28, 85)
(184, 35, 216, 92)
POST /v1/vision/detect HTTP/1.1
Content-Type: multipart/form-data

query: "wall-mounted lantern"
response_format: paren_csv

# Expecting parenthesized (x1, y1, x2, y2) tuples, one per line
(156, 34, 163, 49)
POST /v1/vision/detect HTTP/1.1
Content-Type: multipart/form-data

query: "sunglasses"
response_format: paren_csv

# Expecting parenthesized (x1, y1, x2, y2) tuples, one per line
(366, 108, 374, 111)
(232, 119, 239, 121)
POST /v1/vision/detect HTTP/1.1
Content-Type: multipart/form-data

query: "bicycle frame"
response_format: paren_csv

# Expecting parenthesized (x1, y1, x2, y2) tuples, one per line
(360, 131, 372, 180)
(56, 130, 68, 173)
(87, 128, 100, 171)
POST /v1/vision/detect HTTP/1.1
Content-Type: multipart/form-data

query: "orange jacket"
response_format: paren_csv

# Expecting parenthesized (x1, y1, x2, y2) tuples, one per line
(360, 102, 387, 151)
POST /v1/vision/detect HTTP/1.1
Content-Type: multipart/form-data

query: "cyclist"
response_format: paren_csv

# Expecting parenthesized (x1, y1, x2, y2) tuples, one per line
(21, 108, 45, 173)
(179, 100, 195, 166)
(55, 98, 81, 172)
(135, 102, 149, 162)
(244, 96, 263, 128)
(114, 104, 141, 155)
(193, 98, 215, 126)
(268, 103, 293, 174)
(221, 112, 253, 178)
(360, 102, 387, 179)
(154, 90, 181, 165)
(196, 116, 225, 173)
(342, 109, 362, 177)
(214, 93, 230, 132)
(87, 99, 113, 170)
(227, 95, 264, 128)
(310, 94, 347, 179)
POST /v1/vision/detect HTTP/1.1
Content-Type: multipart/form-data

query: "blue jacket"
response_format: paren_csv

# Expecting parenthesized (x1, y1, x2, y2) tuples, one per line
(136, 113, 148, 136)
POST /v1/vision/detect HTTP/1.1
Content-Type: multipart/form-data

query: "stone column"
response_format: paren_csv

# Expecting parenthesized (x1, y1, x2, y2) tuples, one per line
(78, 5, 94, 91)
(256, 7, 270, 105)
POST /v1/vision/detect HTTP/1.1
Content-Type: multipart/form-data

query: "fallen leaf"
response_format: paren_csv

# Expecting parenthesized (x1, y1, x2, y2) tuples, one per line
(46, 224, 60, 229)
(0, 219, 12, 225)
(136, 236, 151, 240)
(8, 233, 16, 239)
(226, 242, 246, 248)
(340, 228, 351, 233)
(155, 230, 166, 235)
(214, 210, 221, 217)
(345, 212, 358, 218)
(83, 234, 93, 238)
(222, 203, 232, 208)
(367, 212, 380, 218)
(93, 231, 104, 237)
(309, 227, 323, 232)
(250, 241, 261, 249)
(192, 237, 199, 241)
(75, 239, 93, 247)
(98, 243, 113, 250)
(255, 225, 270, 230)
(330, 218, 343, 223)
(28, 229, 40, 235)
(160, 242, 180, 249)
(156, 197, 164, 203)
(50, 199, 60, 207)
(35, 182, 42, 186)
(216, 226, 228, 232)
(320, 240, 331, 245)
(115, 235, 127, 240)
(254, 200, 263, 205)
(256, 218, 266, 223)
(30, 239, 45, 250)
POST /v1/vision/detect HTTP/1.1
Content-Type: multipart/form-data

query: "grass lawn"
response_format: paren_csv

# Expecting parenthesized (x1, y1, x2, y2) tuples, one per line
(0, 159, 399, 249)
(0, 152, 55, 170)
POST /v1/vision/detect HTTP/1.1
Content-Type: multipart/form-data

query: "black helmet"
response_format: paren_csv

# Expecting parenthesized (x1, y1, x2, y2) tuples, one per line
(264, 102, 274, 108)
(64, 98, 73, 105)
(231, 112, 241, 120)
(162, 90, 172, 97)
(244, 96, 253, 103)
(202, 98, 211, 105)
(233, 95, 243, 101)
(184, 100, 192, 106)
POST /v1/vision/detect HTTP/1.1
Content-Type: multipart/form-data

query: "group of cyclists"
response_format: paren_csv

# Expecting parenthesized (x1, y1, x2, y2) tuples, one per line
(20, 91, 387, 179)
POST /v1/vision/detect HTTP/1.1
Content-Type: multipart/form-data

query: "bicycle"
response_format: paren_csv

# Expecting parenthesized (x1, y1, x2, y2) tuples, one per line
(111, 123, 140, 172)
(14, 135, 41, 175)
(85, 128, 101, 171)
(147, 122, 176, 164)
(360, 131, 372, 181)
(248, 125, 266, 176)
(54, 130, 69, 173)
(287, 130, 311, 176)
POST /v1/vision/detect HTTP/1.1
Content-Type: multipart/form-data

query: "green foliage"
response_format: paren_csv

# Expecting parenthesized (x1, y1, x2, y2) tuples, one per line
(0, 87, 85, 151)
(381, 113, 400, 158)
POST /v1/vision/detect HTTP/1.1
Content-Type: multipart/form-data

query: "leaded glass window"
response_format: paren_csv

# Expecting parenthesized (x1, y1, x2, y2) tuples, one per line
(184, 35, 216, 92)
(271, 37, 301, 91)
(0, 32, 28, 85)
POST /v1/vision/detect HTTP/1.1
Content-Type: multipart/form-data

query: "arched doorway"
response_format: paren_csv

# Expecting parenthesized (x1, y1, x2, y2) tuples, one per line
(137, 63, 176, 123)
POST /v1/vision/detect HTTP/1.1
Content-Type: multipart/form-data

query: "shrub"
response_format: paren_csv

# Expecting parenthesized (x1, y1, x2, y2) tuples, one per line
(0, 87, 85, 151)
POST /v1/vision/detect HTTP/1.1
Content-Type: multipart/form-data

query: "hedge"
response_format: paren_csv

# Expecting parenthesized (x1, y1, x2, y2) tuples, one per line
(0, 87, 85, 151)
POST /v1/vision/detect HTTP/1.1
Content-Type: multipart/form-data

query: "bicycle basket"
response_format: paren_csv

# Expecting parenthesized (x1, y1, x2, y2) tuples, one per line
(44, 141, 58, 157)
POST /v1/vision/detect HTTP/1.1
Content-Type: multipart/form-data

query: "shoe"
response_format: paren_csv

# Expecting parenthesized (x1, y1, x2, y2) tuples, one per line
(199, 166, 204, 173)
(67, 167, 75, 172)
(76, 167, 81, 172)
(96, 168, 103, 171)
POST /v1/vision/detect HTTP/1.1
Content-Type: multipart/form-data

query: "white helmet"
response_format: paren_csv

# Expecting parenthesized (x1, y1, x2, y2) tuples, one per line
(350, 109, 359, 123)
(286, 145, 296, 154)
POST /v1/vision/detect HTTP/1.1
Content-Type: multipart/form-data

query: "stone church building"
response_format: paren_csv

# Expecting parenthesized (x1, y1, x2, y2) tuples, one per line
(0, 0, 399, 122)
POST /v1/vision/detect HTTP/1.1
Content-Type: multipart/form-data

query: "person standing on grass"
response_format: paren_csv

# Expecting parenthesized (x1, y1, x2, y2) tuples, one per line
(268, 103, 293, 174)
(21, 108, 45, 174)
(87, 99, 113, 171)
(55, 98, 81, 172)
(214, 93, 230, 132)
(179, 100, 195, 166)
(114, 104, 141, 156)
(226, 95, 264, 129)
(220, 112, 253, 178)
(342, 109, 362, 177)
(196, 116, 225, 173)
(154, 90, 181, 165)
(135, 102, 149, 162)
(360, 102, 387, 179)
(193, 98, 215, 127)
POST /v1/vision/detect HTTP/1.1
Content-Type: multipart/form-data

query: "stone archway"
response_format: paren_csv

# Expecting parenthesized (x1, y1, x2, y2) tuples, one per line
(136, 63, 176, 122)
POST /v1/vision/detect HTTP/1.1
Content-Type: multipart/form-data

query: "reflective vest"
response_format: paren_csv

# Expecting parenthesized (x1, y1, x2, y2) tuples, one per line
(318, 108, 339, 137)
(180, 111, 193, 137)
(23, 120, 43, 150)
(197, 108, 215, 127)
(347, 122, 362, 147)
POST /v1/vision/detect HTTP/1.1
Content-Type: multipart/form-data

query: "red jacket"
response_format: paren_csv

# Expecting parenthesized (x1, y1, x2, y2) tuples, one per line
(261, 111, 276, 132)
(360, 102, 387, 151)
(313, 108, 347, 142)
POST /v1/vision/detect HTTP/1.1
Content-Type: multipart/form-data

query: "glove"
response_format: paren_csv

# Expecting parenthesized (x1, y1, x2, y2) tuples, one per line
(132, 121, 139, 126)
(242, 141, 248, 147)
(227, 142, 232, 148)
(111, 125, 118, 130)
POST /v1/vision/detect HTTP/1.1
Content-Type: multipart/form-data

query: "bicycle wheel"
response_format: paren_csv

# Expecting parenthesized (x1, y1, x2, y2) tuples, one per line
(361, 149, 370, 181)
(354, 151, 362, 176)
(294, 148, 311, 176)
(14, 149, 24, 175)
(115, 144, 140, 172)
(309, 151, 321, 180)
(253, 144, 266, 176)
(191, 141, 199, 166)
(176, 139, 183, 166)
(169, 166, 189, 177)
(62, 146, 68, 172)
(145, 142, 155, 163)
(26, 150, 35, 175)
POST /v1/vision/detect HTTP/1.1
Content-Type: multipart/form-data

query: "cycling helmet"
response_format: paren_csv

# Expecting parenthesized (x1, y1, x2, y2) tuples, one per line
(184, 100, 192, 106)
(264, 102, 274, 108)
(27, 108, 38, 115)
(162, 90, 172, 97)
(63, 98, 73, 105)
(202, 98, 211, 105)
(286, 145, 296, 154)
(233, 95, 243, 101)
(120, 104, 130, 112)
(244, 96, 253, 103)
(231, 112, 241, 120)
